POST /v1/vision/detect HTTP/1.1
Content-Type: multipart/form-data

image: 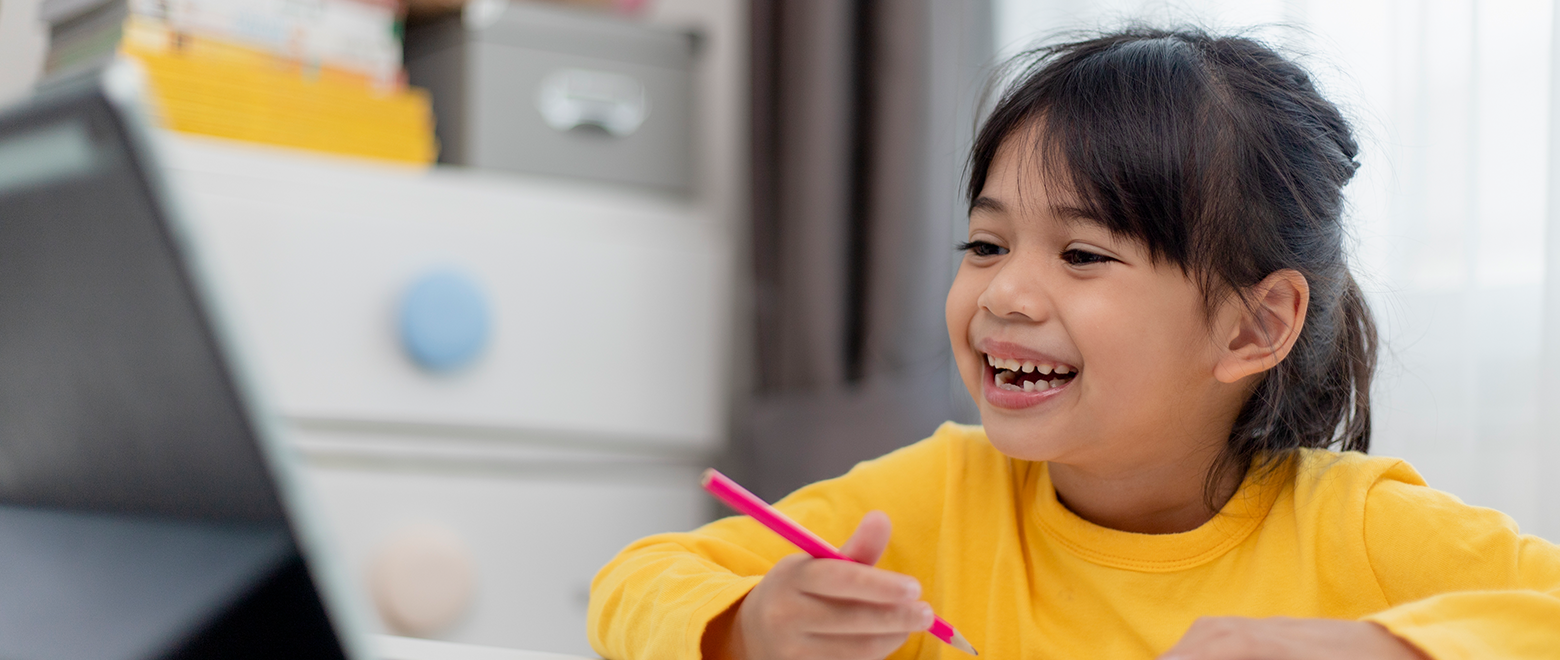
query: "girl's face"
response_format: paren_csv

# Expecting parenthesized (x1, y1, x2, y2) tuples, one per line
(947, 139, 1245, 471)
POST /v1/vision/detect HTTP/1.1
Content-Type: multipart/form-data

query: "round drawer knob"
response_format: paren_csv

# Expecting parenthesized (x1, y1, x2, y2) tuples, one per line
(398, 269, 491, 372)
(370, 523, 477, 637)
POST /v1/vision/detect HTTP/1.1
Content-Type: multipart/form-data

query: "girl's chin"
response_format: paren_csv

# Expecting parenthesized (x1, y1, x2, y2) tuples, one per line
(978, 417, 1073, 462)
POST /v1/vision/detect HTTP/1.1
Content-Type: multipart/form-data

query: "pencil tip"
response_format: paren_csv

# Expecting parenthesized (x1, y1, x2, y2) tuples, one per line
(700, 468, 715, 487)
(950, 629, 978, 656)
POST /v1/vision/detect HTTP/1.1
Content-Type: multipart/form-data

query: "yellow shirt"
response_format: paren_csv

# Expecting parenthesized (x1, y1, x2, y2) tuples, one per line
(588, 422, 1560, 659)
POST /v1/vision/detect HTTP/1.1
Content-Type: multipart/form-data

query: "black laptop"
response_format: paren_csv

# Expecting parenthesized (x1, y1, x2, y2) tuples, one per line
(0, 63, 365, 660)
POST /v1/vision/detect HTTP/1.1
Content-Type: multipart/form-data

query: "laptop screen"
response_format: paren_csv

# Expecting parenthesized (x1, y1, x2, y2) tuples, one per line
(0, 72, 351, 660)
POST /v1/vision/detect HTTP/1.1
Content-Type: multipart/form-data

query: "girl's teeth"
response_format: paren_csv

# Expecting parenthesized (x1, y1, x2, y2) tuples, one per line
(1022, 381, 1034, 392)
(983, 353, 1079, 384)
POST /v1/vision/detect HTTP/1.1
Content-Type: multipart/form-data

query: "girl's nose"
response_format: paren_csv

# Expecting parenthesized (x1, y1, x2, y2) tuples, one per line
(977, 256, 1052, 322)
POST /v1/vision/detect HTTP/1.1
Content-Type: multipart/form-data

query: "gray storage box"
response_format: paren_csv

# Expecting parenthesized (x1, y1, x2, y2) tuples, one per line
(406, 3, 695, 191)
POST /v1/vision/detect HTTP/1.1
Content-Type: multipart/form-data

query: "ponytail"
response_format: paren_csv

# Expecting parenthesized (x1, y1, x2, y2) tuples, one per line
(1210, 273, 1377, 501)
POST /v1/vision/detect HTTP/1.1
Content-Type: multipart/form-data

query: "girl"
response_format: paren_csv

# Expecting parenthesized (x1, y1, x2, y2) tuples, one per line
(588, 28, 1560, 660)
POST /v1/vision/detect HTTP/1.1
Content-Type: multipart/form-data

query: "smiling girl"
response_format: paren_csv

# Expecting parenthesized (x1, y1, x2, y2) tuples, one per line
(588, 28, 1560, 660)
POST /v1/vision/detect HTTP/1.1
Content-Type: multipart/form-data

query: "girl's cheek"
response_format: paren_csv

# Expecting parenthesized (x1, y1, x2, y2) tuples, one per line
(945, 270, 986, 389)
(945, 268, 980, 341)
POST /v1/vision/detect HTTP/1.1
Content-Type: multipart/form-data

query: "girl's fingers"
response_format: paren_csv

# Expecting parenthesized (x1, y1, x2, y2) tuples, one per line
(806, 632, 914, 660)
(793, 557, 922, 604)
(1158, 617, 1432, 660)
(797, 597, 934, 634)
(741, 553, 927, 660)
(1159, 616, 1282, 660)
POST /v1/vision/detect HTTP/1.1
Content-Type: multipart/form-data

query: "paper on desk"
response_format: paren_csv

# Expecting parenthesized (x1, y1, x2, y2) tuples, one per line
(372, 634, 601, 660)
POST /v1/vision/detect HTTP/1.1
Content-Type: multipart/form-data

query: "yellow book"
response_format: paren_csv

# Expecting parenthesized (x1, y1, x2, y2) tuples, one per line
(121, 16, 437, 164)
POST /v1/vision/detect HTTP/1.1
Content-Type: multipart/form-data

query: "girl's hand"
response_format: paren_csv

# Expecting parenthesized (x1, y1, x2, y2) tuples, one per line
(726, 511, 931, 660)
(1158, 617, 1431, 660)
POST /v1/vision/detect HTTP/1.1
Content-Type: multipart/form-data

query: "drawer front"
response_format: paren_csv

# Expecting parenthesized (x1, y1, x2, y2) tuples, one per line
(167, 146, 730, 447)
(466, 42, 692, 191)
(300, 453, 708, 655)
(405, 7, 694, 191)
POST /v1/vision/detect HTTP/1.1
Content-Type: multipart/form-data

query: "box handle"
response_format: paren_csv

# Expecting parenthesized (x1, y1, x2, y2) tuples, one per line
(535, 68, 650, 138)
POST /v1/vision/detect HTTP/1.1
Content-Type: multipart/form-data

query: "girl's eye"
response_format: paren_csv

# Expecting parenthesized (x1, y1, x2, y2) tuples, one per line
(1062, 248, 1115, 266)
(957, 240, 1008, 258)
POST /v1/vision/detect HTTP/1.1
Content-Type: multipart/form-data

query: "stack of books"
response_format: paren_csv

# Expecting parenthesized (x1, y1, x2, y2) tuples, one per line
(42, 0, 437, 164)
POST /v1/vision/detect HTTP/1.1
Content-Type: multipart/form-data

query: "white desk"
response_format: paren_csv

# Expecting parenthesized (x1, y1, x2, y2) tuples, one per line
(374, 635, 599, 660)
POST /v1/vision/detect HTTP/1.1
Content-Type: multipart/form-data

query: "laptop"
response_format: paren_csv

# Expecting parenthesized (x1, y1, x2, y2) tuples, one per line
(0, 62, 371, 660)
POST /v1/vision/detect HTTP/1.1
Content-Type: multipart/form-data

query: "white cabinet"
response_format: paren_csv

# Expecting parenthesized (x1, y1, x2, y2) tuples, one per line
(302, 430, 707, 655)
(158, 134, 728, 654)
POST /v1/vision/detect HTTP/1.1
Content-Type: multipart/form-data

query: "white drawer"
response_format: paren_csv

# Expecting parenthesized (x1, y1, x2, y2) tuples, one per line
(159, 135, 732, 448)
(297, 440, 708, 656)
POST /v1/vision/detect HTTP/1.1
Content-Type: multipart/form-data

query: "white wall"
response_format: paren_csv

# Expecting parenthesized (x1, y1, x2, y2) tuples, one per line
(0, 0, 45, 104)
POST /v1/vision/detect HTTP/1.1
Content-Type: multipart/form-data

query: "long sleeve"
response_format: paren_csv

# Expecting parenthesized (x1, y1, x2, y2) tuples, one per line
(585, 423, 962, 660)
(1360, 462, 1560, 659)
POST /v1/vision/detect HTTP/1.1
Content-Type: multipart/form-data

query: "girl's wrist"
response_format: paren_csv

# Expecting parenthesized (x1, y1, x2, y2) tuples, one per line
(1367, 622, 1433, 660)
(700, 595, 748, 660)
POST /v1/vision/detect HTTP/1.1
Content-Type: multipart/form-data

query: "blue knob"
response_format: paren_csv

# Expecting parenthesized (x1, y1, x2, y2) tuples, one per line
(398, 269, 491, 372)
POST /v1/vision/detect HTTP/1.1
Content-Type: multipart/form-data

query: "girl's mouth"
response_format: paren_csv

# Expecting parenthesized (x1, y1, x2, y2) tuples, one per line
(981, 353, 1079, 409)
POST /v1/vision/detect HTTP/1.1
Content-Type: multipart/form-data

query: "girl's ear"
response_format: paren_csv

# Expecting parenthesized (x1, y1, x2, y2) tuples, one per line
(1213, 269, 1310, 384)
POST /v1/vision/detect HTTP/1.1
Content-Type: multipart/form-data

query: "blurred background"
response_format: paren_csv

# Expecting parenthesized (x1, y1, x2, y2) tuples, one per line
(0, 0, 1556, 655)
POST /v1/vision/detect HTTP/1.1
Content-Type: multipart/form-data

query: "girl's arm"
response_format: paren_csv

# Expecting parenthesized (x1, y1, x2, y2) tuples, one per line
(1155, 461, 1558, 660)
(1358, 476, 1560, 658)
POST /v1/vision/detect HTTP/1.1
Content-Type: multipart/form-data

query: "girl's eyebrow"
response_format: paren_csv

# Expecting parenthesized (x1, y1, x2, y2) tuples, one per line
(1052, 204, 1102, 227)
(970, 196, 1101, 227)
(970, 195, 1006, 214)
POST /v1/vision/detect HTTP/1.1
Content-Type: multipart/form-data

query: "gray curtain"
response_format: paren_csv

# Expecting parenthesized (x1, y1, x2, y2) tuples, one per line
(736, 0, 994, 501)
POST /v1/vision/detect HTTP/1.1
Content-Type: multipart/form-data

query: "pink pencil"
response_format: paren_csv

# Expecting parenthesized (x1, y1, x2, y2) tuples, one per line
(701, 468, 979, 656)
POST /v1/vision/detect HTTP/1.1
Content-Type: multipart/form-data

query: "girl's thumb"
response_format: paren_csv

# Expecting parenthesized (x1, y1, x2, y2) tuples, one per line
(839, 510, 893, 565)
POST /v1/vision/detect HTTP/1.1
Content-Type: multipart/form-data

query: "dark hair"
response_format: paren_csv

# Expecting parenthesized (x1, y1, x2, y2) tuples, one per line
(967, 27, 1378, 501)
